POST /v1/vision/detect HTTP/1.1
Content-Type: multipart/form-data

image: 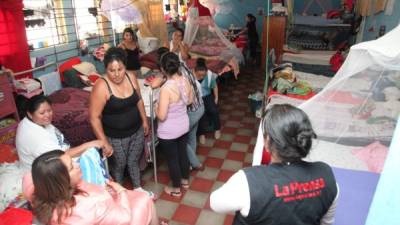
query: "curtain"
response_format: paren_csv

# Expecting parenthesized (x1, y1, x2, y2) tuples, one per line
(0, 0, 32, 78)
(134, 0, 168, 46)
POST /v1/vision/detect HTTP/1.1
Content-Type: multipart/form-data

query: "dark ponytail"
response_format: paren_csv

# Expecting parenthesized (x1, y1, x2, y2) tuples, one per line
(262, 104, 316, 162)
(160, 52, 180, 75)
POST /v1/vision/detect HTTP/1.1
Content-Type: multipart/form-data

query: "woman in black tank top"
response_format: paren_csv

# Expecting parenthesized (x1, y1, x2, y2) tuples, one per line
(118, 28, 142, 78)
(89, 47, 151, 192)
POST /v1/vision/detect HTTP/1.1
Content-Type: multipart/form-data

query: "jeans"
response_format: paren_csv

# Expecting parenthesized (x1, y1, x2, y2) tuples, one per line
(186, 104, 205, 167)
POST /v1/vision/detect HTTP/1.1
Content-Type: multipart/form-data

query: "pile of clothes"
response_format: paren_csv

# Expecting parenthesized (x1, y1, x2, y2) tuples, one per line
(271, 63, 312, 96)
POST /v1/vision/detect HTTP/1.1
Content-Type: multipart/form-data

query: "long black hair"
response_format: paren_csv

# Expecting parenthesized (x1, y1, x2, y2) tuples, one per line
(181, 61, 203, 112)
(262, 104, 316, 162)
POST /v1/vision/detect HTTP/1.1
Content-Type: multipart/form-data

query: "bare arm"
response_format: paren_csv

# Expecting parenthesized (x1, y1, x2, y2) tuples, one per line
(213, 84, 219, 105)
(66, 140, 105, 158)
(129, 73, 149, 135)
(89, 79, 113, 157)
(236, 27, 248, 37)
(155, 86, 170, 122)
(179, 42, 190, 60)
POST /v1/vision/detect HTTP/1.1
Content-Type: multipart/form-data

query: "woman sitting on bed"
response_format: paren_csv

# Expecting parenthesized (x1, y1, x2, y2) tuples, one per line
(170, 28, 190, 61)
(15, 95, 105, 172)
(210, 104, 338, 225)
(23, 150, 162, 225)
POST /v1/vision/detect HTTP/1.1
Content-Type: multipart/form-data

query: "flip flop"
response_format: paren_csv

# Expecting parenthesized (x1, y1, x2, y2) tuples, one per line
(164, 187, 182, 197)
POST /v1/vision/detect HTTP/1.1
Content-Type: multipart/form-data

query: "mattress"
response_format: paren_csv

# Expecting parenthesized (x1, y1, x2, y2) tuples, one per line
(282, 51, 336, 66)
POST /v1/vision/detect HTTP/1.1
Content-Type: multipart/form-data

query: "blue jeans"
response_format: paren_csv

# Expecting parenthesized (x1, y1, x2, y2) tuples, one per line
(186, 104, 205, 167)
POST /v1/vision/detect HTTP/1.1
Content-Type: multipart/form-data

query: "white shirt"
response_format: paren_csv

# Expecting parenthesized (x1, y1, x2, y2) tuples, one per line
(210, 169, 339, 225)
(16, 117, 70, 172)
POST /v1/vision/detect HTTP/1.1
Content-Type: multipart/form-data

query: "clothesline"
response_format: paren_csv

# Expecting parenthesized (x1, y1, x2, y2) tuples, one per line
(13, 62, 56, 77)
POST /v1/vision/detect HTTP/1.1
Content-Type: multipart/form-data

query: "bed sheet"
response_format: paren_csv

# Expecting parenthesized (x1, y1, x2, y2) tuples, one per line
(49, 88, 95, 147)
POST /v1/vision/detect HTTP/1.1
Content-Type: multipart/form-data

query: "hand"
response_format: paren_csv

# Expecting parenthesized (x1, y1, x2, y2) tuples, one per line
(143, 120, 149, 136)
(87, 139, 105, 149)
(103, 141, 114, 157)
(106, 180, 126, 193)
(214, 97, 218, 105)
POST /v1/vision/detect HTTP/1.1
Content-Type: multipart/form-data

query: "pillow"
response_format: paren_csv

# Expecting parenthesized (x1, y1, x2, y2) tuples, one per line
(72, 62, 97, 76)
(59, 57, 81, 81)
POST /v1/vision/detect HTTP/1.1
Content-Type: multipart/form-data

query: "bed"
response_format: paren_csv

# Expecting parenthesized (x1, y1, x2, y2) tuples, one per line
(282, 50, 337, 76)
(140, 50, 236, 77)
(288, 15, 352, 51)
(49, 87, 95, 147)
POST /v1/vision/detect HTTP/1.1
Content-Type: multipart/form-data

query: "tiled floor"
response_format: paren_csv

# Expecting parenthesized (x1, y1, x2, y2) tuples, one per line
(139, 66, 265, 225)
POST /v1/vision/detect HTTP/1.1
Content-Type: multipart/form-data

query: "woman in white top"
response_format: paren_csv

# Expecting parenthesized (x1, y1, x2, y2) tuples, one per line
(16, 95, 104, 172)
(170, 28, 190, 61)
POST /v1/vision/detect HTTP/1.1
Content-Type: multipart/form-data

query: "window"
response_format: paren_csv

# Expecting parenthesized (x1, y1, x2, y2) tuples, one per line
(24, 0, 67, 49)
(73, 0, 100, 39)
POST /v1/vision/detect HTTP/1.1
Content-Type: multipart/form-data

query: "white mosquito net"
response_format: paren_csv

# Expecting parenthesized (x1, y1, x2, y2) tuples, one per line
(184, 0, 244, 63)
(299, 24, 400, 172)
(251, 27, 400, 224)
(254, 25, 400, 174)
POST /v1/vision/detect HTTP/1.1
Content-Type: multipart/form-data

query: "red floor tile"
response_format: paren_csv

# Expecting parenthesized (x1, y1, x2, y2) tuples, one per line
(242, 122, 256, 129)
(217, 169, 236, 182)
(229, 115, 243, 121)
(198, 146, 211, 156)
(224, 214, 235, 225)
(204, 157, 224, 168)
(152, 170, 170, 185)
(213, 140, 232, 149)
(172, 204, 201, 224)
(204, 195, 212, 210)
(222, 127, 238, 134)
(226, 151, 246, 161)
(233, 135, 252, 144)
(190, 177, 214, 193)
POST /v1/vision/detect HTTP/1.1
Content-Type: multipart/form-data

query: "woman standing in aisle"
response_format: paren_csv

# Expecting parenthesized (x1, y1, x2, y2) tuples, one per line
(90, 47, 150, 194)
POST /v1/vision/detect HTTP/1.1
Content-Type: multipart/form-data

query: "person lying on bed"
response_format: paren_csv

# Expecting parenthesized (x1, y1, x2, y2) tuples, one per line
(15, 95, 105, 173)
(22, 150, 163, 225)
(170, 28, 190, 61)
(210, 104, 339, 225)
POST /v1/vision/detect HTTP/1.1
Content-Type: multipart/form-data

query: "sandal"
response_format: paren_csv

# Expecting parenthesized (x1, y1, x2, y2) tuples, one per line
(181, 179, 190, 189)
(164, 187, 182, 197)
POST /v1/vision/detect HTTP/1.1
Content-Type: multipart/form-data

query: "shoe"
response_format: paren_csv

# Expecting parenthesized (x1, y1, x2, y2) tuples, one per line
(164, 187, 182, 197)
(135, 187, 157, 200)
(192, 164, 205, 171)
(199, 135, 206, 145)
(214, 130, 221, 139)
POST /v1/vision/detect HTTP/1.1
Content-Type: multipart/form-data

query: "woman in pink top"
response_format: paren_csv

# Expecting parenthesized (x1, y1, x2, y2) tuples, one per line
(151, 52, 192, 197)
(23, 150, 161, 225)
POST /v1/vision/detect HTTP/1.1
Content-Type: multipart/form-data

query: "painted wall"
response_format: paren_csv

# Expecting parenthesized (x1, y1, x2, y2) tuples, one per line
(361, 1, 400, 42)
(212, 0, 270, 38)
(293, 0, 341, 15)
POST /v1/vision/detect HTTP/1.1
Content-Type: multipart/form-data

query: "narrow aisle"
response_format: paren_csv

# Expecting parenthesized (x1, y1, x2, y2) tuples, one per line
(143, 67, 265, 225)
